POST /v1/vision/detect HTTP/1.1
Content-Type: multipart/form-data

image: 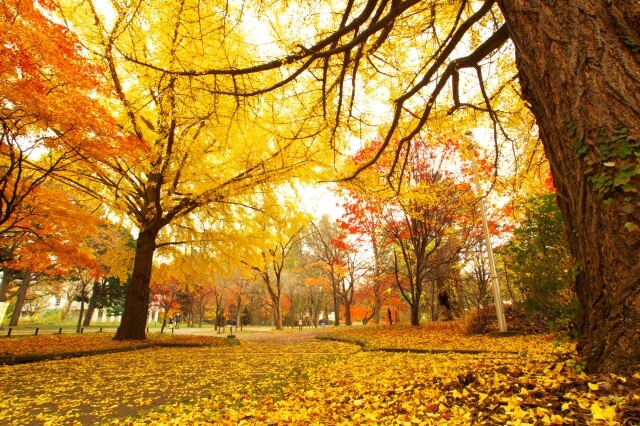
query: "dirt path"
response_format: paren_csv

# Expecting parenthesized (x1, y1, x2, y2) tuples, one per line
(233, 328, 336, 343)
(168, 325, 339, 343)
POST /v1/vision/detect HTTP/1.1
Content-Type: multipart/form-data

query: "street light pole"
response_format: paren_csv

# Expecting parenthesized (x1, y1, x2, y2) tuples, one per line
(464, 131, 507, 332)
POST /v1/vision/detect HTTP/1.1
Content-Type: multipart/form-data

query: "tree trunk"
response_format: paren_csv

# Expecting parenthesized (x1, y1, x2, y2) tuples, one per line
(114, 227, 158, 340)
(372, 245, 381, 324)
(9, 270, 32, 327)
(332, 282, 341, 326)
(83, 281, 101, 327)
(273, 295, 282, 330)
(410, 301, 420, 326)
(76, 291, 85, 333)
(373, 282, 381, 325)
(499, 0, 640, 374)
(343, 295, 352, 326)
(0, 267, 16, 302)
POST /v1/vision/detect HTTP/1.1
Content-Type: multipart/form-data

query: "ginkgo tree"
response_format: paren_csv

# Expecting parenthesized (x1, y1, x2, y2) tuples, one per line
(54, 0, 335, 340)
(237, 189, 311, 330)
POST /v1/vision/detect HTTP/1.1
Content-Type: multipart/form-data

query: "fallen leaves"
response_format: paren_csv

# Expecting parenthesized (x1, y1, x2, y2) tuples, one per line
(321, 323, 562, 357)
(0, 332, 230, 358)
(0, 325, 638, 425)
(0, 338, 355, 424)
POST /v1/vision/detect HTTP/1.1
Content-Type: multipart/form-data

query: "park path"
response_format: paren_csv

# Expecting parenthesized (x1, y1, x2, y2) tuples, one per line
(0, 328, 357, 425)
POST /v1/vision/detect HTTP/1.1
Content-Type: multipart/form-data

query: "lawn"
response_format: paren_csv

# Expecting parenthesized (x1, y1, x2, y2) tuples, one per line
(0, 323, 637, 425)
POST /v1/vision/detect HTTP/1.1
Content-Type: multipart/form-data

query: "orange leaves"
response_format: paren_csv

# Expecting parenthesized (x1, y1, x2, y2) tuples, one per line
(2, 183, 105, 275)
(0, 0, 131, 160)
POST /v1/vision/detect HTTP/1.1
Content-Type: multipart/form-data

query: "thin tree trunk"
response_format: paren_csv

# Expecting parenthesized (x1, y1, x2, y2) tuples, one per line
(332, 281, 340, 326)
(499, 0, 640, 373)
(83, 281, 101, 327)
(76, 291, 85, 333)
(372, 244, 381, 324)
(273, 296, 282, 329)
(115, 227, 158, 340)
(9, 270, 32, 327)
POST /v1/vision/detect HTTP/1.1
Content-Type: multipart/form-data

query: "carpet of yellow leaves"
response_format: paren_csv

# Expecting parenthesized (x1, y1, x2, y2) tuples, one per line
(0, 324, 638, 425)
(0, 338, 355, 424)
(320, 323, 556, 355)
(0, 333, 229, 357)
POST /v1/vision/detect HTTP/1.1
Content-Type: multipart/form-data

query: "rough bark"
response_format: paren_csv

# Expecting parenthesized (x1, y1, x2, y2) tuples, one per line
(263, 272, 283, 330)
(114, 228, 158, 340)
(499, 0, 640, 374)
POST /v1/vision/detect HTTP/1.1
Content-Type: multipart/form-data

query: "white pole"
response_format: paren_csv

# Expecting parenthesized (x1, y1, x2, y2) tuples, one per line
(465, 131, 507, 332)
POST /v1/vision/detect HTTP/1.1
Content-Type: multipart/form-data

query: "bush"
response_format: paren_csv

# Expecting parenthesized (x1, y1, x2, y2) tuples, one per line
(466, 304, 549, 334)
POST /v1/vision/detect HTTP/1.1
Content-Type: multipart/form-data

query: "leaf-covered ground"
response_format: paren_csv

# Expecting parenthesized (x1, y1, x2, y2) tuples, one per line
(0, 324, 638, 425)
(0, 333, 229, 358)
(321, 322, 553, 354)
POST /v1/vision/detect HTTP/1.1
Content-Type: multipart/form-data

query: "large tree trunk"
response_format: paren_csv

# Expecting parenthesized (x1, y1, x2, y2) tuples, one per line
(410, 300, 420, 326)
(114, 227, 158, 340)
(499, 0, 640, 374)
(332, 280, 341, 326)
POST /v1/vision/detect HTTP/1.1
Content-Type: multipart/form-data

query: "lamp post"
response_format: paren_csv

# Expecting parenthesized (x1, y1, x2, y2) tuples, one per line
(464, 131, 507, 332)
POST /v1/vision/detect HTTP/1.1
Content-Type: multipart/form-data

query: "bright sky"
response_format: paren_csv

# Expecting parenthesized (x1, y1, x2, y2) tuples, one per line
(301, 183, 344, 221)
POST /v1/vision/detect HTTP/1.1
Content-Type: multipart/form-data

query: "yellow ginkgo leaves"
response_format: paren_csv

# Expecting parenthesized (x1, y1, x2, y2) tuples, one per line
(0, 326, 637, 425)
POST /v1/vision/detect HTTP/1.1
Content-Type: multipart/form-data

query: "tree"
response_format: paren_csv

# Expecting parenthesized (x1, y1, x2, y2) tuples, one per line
(227, 269, 255, 329)
(307, 216, 349, 326)
(55, 0, 334, 340)
(462, 235, 493, 312)
(150, 275, 179, 329)
(0, 0, 129, 238)
(345, 136, 474, 325)
(240, 192, 310, 330)
(502, 193, 577, 330)
(0, 182, 103, 325)
(338, 183, 392, 324)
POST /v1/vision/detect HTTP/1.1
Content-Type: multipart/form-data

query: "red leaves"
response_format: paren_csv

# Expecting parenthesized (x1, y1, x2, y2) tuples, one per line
(1, 0, 143, 163)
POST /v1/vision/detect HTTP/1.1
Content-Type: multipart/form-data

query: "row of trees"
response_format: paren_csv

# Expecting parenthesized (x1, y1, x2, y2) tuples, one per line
(140, 130, 574, 333)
